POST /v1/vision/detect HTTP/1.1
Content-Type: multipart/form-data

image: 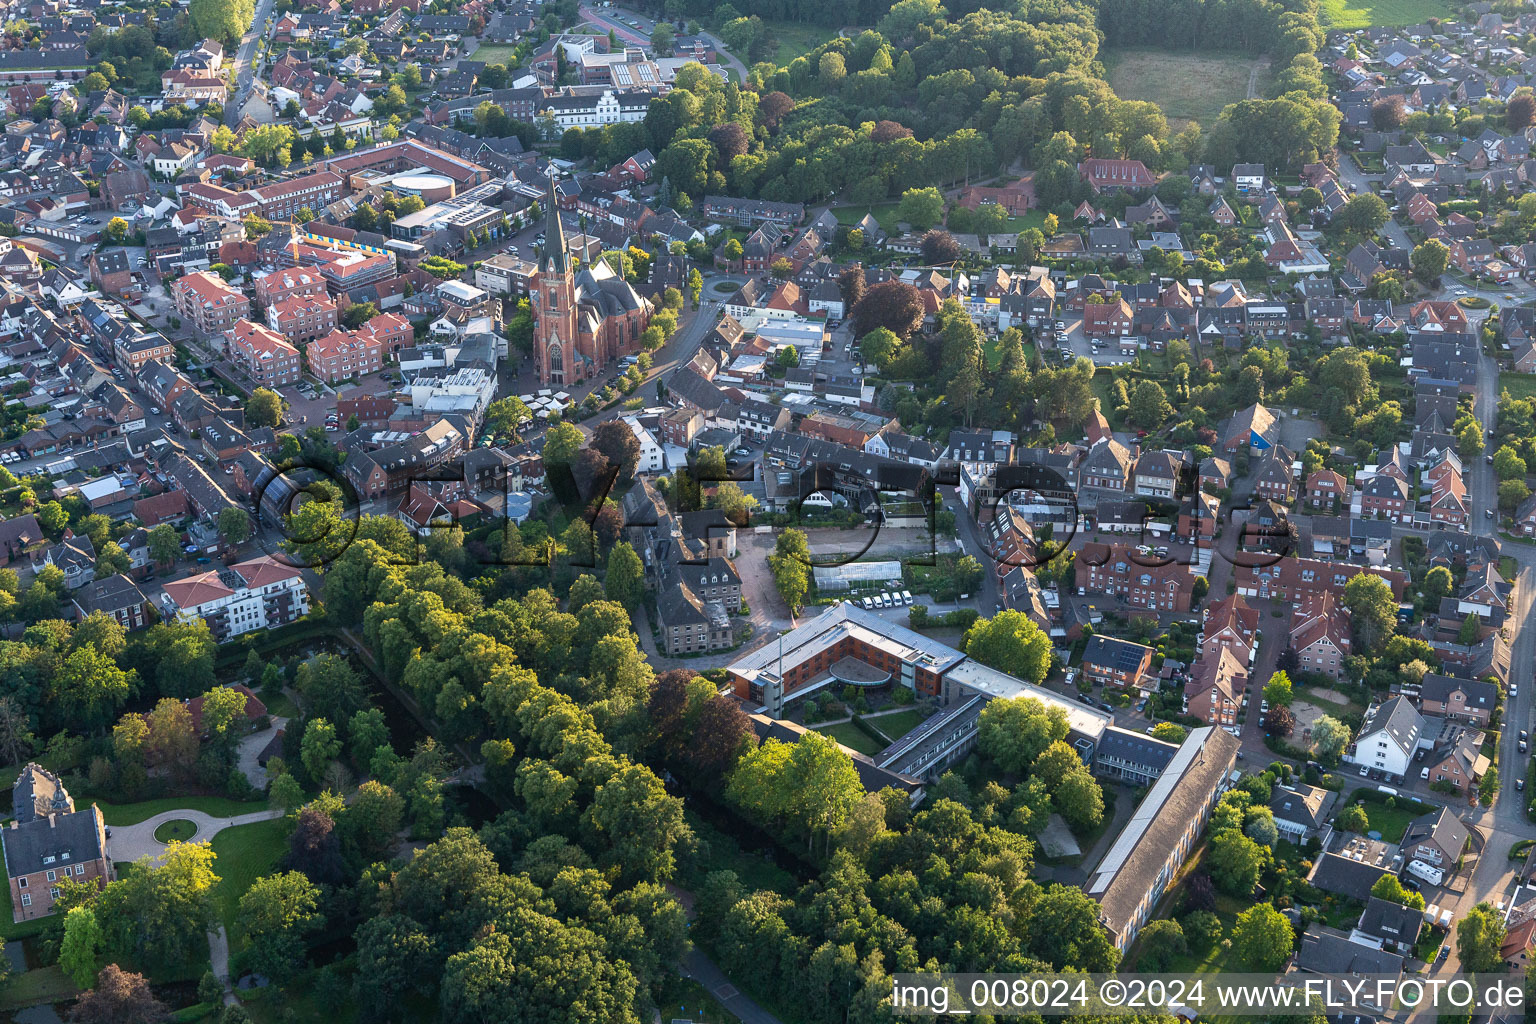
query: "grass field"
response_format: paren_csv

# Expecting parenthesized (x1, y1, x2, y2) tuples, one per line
(467, 43, 520, 65)
(1501, 372, 1536, 402)
(766, 21, 841, 68)
(154, 818, 198, 843)
(1318, 0, 1455, 28)
(1102, 48, 1269, 128)
(866, 708, 931, 740)
(94, 795, 266, 826)
(834, 202, 902, 238)
(0, 965, 78, 1010)
(211, 817, 290, 932)
(813, 720, 886, 756)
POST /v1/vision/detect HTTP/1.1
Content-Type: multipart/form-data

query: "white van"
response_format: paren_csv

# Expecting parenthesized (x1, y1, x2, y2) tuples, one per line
(901, 590, 913, 605)
(861, 596, 873, 609)
(1421, 767, 1430, 780)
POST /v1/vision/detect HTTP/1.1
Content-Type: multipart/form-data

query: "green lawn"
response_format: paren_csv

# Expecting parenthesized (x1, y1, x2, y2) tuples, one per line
(154, 818, 199, 843)
(1319, 0, 1455, 27)
(833, 202, 902, 238)
(94, 796, 266, 826)
(1344, 791, 1417, 842)
(0, 964, 79, 1010)
(1501, 372, 1536, 403)
(1101, 48, 1270, 128)
(764, 21, 841, 68)
(468, 43, 520, 65)
(210, 817, 290, 932)
(812, 720, 886, 756)
(866, 708, 931, 740)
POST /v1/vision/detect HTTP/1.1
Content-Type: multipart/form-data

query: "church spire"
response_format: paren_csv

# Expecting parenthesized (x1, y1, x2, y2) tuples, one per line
(541, 172, 568, 274)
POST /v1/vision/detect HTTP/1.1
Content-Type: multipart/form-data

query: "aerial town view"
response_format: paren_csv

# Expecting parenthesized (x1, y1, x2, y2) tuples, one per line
(1, 0, 1536, 1020)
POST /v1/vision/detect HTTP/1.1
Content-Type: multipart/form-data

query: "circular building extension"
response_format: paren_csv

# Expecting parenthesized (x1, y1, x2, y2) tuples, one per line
(388, 173, 456, 204)
(829, 656, 891, 688)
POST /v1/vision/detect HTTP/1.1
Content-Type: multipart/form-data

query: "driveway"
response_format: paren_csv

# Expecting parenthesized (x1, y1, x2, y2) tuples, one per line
(110, 807, 285, 864)
(236, 718, 288, 789)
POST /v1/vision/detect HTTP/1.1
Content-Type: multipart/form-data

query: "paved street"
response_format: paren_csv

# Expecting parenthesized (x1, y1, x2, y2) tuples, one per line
(226, 0, 277, 126)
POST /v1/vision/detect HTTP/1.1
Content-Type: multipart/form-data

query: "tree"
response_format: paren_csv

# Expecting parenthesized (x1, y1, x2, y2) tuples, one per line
(1208, 828, 1268, 895)
(1479, 765, 1500, 804)
(1457, 902, 1506, 972)
(722, 237, 743, 264)
(1053, 767, 1103, 829)
(858, 327, 899, 369)
(1138, 919, 1187, 971)
(920, 229, 960, 263)
(301, 718, 340, 781)
(246, 388, 285, 429)
(977, 696, 1069, 774)
(146, 524, 180, 567)
(852, 279, 924, 339)
(768, 549, 808, 613)
(1371, 95, 1406, 130)
(56, 645, 133, 730)
(94, 542, 130, 580)
(1024, 883, 1119, 971)
(1343, 573, 1396, 654)
(1501, 478, 1530, 512)
(237, 871, 322, 981)
(1370, 872, 1425, 909)
(1312, 715, 1352, 765)
(97, 842, 218, 974)
(60, 906, 102, 988)
(1337, 803, 1370, 833)
(728, 734, 864, 854)
(1151, 722, 1187, 743)
(1422, 565, 1454, 605)
(1411, 239, 1449, 283)
(69, 965, 166, 1024)
(1494, 445, 1527, 481)
(1263, 671, 1294, 707)
(543, 421, 584, 467)
(1230, 904, 1294, 971)
(1509, 88, 1536, 131)
(1459, 612, 1482, 645)
(1340, 193, 1390, 233)
(650, 20, 675, 54)
(896, 187, 944, 231)
(591, 420, 642, 481)
(1127, 380, 1171, 428)
(961, 612, 1052, 684)
(604, 542, 643, 608)
(103, 217, 129, 245)
(269, 772, 303, 813)
(218, 507, 251, 546)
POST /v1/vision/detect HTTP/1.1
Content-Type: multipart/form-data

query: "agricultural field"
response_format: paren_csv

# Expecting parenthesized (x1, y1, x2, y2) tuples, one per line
(1318, 0, 1456, 29)
(1101, 48, 1270, 128)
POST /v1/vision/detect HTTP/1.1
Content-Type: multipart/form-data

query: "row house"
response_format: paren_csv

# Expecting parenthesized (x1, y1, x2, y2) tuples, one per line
(1077, 542, 1196, 613)
(1289, 591, 1351, 680)
(253, 266, 328, 306)
(1358, 473, 1413, 523)
(1306, 469, 1350, 509)
(1237, 558, 1406, 603)
(1201, 594, 1260, 669)
(1184, 647, 1246, 727)
(1251, 446, 1297, 504)
(1081, 635, 1154, 687)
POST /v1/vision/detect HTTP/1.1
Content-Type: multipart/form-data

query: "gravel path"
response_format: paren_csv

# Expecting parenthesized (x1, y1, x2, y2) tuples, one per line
(109, 807, 285, 864)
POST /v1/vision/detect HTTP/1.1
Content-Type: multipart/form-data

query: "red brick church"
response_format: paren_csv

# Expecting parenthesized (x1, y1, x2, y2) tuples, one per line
(533, 177, 653, 385)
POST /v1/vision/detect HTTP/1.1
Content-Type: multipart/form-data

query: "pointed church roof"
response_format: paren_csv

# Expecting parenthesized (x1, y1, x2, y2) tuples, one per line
(541, 173, 568, 275)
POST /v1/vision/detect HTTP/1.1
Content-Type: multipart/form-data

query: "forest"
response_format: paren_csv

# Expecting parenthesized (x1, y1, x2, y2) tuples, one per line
(561, 0, 1340, 208)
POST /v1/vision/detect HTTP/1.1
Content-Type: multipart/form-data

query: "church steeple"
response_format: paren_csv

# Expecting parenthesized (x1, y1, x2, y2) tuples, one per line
(541, 173, 568, 274)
